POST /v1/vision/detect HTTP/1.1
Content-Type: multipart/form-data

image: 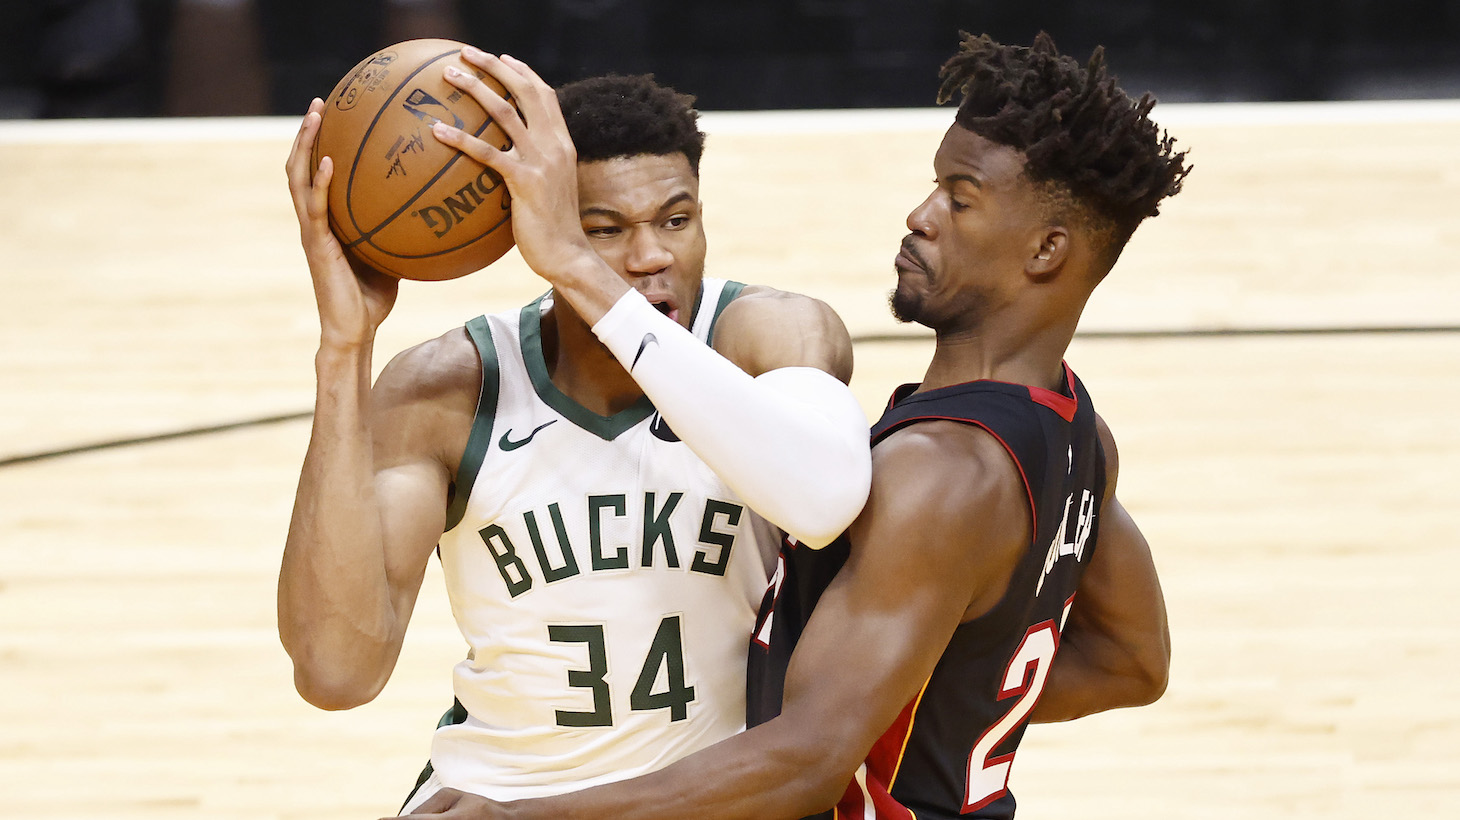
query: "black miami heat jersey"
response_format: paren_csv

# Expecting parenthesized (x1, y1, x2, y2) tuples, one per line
(748, 363, 1107, 820)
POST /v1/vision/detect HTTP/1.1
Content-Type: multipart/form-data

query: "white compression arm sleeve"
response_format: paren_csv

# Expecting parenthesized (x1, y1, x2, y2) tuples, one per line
(592, 289, 871, 548)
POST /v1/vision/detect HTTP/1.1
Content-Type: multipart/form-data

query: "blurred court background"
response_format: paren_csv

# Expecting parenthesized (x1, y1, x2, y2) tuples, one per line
(2, 2, 1459, 818)
(4, 0, 1460, 119)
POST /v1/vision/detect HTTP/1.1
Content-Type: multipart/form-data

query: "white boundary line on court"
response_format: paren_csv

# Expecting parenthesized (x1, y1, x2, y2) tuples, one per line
(0, 99, 1457, 144)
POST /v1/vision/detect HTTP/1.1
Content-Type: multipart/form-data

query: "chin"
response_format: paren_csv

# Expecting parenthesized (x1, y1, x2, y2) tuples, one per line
(889, 286, 924, 325)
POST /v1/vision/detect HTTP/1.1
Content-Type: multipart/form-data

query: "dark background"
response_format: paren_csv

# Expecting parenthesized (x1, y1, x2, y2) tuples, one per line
(3, 0, 1459, 119)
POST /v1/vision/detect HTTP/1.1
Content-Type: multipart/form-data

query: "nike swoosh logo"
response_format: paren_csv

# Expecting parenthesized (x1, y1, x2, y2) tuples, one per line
(650, 412, 680, 443)
(499, 420, 557, 451)
(630, 332, 658, 371)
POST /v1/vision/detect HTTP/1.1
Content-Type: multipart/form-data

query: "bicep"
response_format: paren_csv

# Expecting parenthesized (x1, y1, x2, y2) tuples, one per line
(774, 431, 1021, 768)
(1070, 494, 1168, 654)
(1076, 414, 1167, 652)
(372, 462, 449, 605)
(368, 351, 470, 604)
(777, 534, 972, 763)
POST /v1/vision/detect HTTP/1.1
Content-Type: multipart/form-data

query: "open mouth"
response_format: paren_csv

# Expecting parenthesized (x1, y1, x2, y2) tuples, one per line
(650, 299, 680, 324)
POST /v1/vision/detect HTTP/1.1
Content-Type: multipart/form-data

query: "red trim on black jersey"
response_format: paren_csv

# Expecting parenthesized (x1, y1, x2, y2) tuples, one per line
(834, 766, 919, 820)
(868, 687, 921, 785)
(1025, 362, 1079, 422)
(875, 417, 1038, 546)
(829, 686, 924, 820)
(751, 536, 795, 650)
(895, 361, 1081, 424)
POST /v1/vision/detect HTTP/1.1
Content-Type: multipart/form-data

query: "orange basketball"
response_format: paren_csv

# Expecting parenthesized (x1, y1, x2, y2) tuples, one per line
(314, 39, 515, 281)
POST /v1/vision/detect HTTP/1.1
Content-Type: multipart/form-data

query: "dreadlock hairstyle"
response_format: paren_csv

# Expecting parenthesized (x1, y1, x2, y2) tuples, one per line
(557, 74, 706, 175)
(937, 32, 1191, 272)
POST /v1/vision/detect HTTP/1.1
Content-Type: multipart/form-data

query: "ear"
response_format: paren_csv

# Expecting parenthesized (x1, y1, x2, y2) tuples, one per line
(1026, 227, 1070, 278)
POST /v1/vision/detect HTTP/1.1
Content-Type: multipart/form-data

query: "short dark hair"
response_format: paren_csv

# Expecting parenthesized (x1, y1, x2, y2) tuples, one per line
(557, 74, 705, 175)
(937, 32, 1191, 271)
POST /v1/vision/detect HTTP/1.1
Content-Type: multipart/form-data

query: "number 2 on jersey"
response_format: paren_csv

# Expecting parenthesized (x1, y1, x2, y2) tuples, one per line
(549, 615, 696, 728)
(964, 620, 1059, 812)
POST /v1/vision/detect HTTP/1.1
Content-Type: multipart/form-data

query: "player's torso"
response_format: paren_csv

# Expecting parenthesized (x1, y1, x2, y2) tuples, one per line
(751, 366, 1106, 820)
(434, 280, 780, 798)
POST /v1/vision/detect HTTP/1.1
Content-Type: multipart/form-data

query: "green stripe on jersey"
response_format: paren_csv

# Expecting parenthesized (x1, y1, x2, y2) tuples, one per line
(445, 316, 501, 532)
(707, 280, 746, 345)
(520, 295, 655, 440)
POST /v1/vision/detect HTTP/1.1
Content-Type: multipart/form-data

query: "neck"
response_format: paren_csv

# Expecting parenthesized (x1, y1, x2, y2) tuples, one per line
(541, 302, 645, 416)
(917, 315, 1077, 394)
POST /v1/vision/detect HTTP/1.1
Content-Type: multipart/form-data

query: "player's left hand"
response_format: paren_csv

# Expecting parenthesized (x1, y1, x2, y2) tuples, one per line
(390, 787, 504, 819)
(430, 47, 596, 288)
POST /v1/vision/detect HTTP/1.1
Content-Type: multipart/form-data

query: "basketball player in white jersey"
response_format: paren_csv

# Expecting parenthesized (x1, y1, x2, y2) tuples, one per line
(278, 53, 872, 811)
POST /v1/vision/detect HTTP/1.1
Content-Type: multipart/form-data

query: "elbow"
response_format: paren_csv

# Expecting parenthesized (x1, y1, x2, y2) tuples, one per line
(1126, 635, 1171, 707)
(783, 449, 872, 550)
(280, 635, 388, 711)
(1142, 650, 1172, 706)
(1125, 664, 1168, 709)
(290, 660, 385, 711)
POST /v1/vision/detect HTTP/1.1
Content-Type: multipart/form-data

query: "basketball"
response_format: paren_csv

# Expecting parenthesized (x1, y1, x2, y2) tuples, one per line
(313, 39, 515, 281)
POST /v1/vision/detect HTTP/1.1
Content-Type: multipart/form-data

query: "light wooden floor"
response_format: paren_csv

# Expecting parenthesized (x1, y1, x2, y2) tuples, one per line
(2, 100, 1458, 819)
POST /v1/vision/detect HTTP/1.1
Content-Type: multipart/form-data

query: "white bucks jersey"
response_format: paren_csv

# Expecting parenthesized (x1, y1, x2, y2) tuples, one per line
(430, 279, 780, 799)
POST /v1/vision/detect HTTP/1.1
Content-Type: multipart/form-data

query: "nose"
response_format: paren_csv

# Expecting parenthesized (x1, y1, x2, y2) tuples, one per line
(906, 190, 938, 238)
(625, 226, 673, 275)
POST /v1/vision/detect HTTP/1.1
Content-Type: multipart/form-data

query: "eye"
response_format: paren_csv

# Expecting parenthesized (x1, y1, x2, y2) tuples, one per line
(584, 225, 621, 238)
(664, 214, 691, 230)
(934, 178, 970, 212)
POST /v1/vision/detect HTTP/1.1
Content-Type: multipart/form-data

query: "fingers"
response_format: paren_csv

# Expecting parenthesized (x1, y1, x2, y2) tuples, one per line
(460, 46, 557, 125)
(308, 155, 334, 223)
(394, 787, 466, 817)
(286, 98, 326, 214)
(285, 98, 323, 172)
(286, 99, 324, 180)
(451, 47, 569, 149)
(435, 61, 525, 166)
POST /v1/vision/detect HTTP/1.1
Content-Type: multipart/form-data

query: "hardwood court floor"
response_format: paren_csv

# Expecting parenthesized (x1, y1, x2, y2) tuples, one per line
(1, 101, 1458, 818)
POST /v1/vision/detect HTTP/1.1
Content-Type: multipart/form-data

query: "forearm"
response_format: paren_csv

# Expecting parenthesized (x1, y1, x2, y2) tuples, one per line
(490, 723, 846, 820)
(278, 343, 398, 708)
(1029, 631, 1169, 722)
(591, 290, 871, 547)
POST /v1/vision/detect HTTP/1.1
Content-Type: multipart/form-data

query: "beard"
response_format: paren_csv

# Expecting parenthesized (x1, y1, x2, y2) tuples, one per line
(890, 239, 934, 325)
(889, 281, 925, 325)
(889, 273, 993, 333)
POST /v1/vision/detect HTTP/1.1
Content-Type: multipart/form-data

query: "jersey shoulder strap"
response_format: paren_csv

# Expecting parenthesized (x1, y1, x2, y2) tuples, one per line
(693, 277, 745, 345)
(443, 312, 506, 532)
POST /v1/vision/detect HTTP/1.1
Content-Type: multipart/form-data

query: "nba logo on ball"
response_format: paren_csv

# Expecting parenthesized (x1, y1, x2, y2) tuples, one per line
(315, 39, 517, 281)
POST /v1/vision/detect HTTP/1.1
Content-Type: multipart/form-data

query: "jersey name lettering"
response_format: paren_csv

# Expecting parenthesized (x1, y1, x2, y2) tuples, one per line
(1035, 488, 1096, 596)
(479, 493, 745, 597)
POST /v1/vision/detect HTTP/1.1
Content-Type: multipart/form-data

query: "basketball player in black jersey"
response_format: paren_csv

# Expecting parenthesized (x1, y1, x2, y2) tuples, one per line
(398, 31, 1189, 820)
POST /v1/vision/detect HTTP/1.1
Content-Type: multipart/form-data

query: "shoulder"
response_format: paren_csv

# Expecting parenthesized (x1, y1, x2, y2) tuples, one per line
(848, 419, 1032, 616)
(712, 285, 853, 381)
(721, 284, 842, 325)
(371, 326, 483, 474)
(870, 420, 1028, 525)
(376, 326, 482, 403)
(1093, 411, 1121, 501)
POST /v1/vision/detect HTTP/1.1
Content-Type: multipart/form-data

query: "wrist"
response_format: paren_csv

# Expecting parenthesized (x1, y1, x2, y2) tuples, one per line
(314, 337, 374, 377)
(541, 251, 631, 326)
